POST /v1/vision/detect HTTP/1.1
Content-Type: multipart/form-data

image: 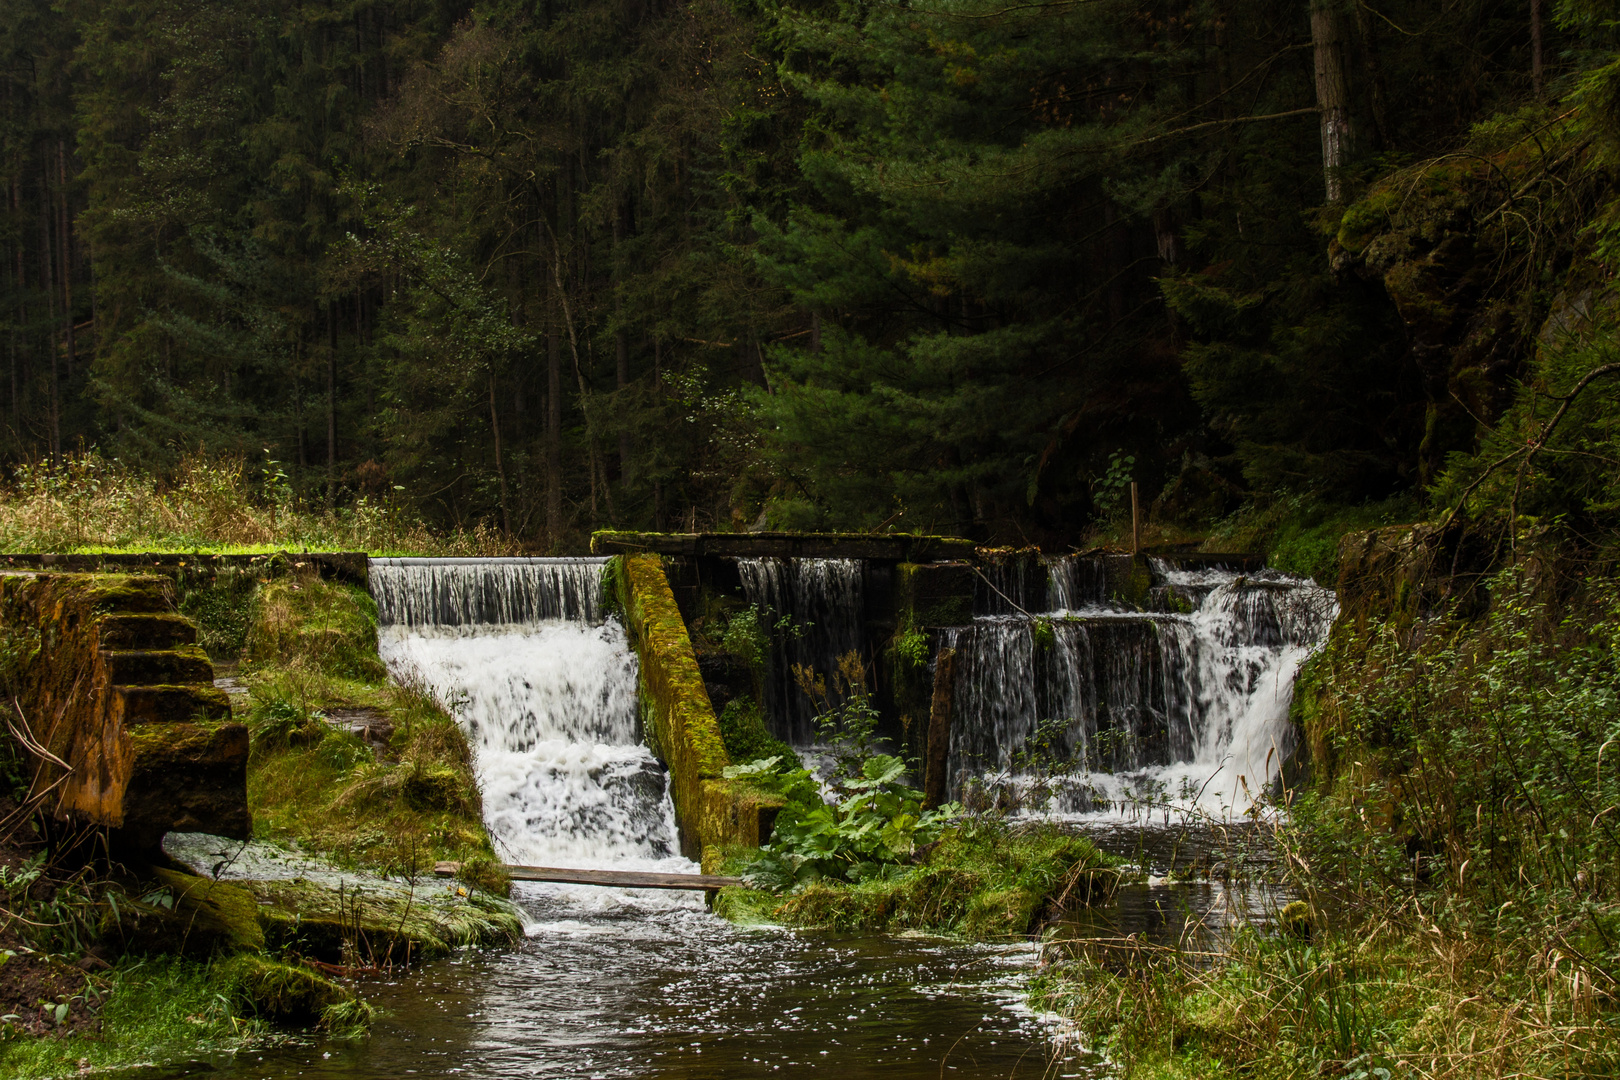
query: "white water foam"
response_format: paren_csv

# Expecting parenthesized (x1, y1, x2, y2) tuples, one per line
(371, 559, 699, 917)
(949, 561, 1337, 821)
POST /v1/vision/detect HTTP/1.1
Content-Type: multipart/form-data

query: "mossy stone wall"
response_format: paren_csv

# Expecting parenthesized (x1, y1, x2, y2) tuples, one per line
(0, 571, 246, 845)
(612, 554, 781, 859)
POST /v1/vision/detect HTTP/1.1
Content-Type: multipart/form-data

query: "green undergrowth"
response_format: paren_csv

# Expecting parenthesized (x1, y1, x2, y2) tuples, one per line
(239, 577, 505, 890)
(715, 698, 793, 766)
(1203, 494, 1421, 583)
(716, 822, 1119, 939)
(0, 953, 371, 1077)
(1032, 912, 1620, 1079)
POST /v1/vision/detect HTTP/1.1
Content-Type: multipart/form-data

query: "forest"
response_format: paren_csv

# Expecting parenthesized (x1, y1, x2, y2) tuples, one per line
(0, 0, 1607, 548)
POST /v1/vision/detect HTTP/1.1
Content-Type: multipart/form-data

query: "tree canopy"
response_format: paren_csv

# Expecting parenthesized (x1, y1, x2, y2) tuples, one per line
(0, 0, 1608, 546)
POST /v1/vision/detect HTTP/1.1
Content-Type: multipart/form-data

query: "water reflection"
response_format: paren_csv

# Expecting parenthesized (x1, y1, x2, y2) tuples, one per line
(194, 883, 1101, 1080)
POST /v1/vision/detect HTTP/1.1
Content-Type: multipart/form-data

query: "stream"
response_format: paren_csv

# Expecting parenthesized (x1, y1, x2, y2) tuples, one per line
(156, 555, 1316, 1078)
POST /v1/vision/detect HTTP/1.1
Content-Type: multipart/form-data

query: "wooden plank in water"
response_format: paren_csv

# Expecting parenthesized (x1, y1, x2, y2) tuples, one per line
(434, 861, 743, 891)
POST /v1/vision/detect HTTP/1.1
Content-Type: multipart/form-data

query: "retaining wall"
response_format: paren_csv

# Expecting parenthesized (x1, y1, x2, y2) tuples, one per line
(0, 572, 247, 847)
(611, 554, 781, 860)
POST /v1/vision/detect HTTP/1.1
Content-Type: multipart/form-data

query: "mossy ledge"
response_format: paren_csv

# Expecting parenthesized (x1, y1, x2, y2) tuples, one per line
(611, 553, 783, 859)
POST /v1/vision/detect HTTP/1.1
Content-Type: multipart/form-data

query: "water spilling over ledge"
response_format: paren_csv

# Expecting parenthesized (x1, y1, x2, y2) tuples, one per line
(947, 559, 1338, 818)
(370, 556, 691, 881)
(369, 556, 610, 627)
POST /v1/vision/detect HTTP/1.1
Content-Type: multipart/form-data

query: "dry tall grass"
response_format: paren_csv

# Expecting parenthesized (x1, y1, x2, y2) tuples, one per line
(0, 453, 509, 554)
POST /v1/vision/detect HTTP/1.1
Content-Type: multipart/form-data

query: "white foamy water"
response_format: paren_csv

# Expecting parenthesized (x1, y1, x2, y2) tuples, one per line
(948, 559, 1338, 821)
(371, 558, 698, 911)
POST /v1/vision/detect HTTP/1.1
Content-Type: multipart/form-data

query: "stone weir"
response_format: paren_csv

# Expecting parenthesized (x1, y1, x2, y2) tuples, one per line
(0, 572, 246, 848)
(589, 531, 1279, 809)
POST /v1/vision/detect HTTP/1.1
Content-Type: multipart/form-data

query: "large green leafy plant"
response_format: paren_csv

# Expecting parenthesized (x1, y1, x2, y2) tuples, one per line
(729, 650, 961, 890)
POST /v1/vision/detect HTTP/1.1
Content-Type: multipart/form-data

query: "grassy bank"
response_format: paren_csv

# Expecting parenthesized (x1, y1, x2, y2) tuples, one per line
(0, 511, 517, 1073)
(236, 575, 506, 887)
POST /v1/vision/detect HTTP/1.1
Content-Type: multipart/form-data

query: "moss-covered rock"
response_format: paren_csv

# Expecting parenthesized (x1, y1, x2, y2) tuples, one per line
(250, 877, 523, 964)
(101, 869, 265, 957)
(217, 954, 373, 1030)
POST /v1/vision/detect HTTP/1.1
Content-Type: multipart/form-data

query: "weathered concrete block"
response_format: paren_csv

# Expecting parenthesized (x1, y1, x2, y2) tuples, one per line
(112, 684, 233, 726)
(122, 722, 252, 842)
(612, 554, 786, 859)
(99, 613, 198, 650)
(101, 645, 215, 686)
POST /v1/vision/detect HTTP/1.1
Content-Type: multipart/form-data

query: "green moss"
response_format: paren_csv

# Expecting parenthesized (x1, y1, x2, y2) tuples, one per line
(217, 954, 371, 1030)
(1206, 493, 1421, 584)
(239, 578, 497, 880)
(0, 956, 269, 1077)
(716, 697, 794, 765)
(245, 577, 386, 683)
(176, 565, 263, 660)
(614, 554, 735, 852)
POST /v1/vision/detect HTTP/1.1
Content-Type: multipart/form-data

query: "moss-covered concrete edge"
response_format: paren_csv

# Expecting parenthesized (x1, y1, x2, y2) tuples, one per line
(611, 554, 782, 860)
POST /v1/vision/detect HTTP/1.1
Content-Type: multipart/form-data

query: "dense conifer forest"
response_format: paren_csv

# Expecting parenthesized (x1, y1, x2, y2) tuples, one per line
(0, 0, 1608, 547)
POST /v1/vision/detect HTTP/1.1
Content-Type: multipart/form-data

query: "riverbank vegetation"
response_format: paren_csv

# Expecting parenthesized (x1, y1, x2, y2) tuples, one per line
(1030, 557, 1620, 1074)
(0, 453, 503, 556)
(240, 576, 507, 888)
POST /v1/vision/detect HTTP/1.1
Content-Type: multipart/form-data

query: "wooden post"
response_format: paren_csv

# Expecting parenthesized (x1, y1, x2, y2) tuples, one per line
(924, 647, 956, 809)
(1130, 481, 1140, 555)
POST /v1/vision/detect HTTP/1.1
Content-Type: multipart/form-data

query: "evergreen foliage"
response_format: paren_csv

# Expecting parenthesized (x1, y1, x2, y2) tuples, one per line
(0, 0, 1600, 545)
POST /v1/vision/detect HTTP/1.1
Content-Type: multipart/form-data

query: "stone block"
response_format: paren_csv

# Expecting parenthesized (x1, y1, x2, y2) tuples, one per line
(113, 684, 233, 726)
(98, 612, 199, 649)
(101, 645, 215, 686)
(123, 721, 252, 840)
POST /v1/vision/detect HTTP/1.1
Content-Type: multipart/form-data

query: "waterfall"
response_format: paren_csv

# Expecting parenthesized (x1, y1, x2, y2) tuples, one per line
(737, 557, 865, 744)
(369, 557, 692, 876)
(370, 556, 605, 627)
(946, 559, 1336, 818)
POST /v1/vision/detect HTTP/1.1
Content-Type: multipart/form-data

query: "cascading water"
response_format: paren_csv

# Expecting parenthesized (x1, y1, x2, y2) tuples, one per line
(947, 555, 1337, 818)
(737, 557, 865, 744)
(368, 557, 693, 878)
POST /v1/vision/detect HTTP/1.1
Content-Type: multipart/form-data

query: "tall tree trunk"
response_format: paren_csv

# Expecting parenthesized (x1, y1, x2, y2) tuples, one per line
(295, 338, 306, 470)
(489, 373, 511, 535)
(652, 337, 663, 529)
(612, 200, 632, 486)
(57, 141, 73, 379)
(615, 330, 630, 485)
(1352, 0, 1392, 147)
(327, 303, 337, 508)
(550, 244, 614, 525)
(1310, 0, 1354, 203)
(38, 173, 58, 462)
(546, 326, 562, 547)
(1530, 0, 1544, 99)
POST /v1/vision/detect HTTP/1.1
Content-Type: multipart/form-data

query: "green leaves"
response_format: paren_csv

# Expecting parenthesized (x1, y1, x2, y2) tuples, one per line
(733, 750, 962, 891)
